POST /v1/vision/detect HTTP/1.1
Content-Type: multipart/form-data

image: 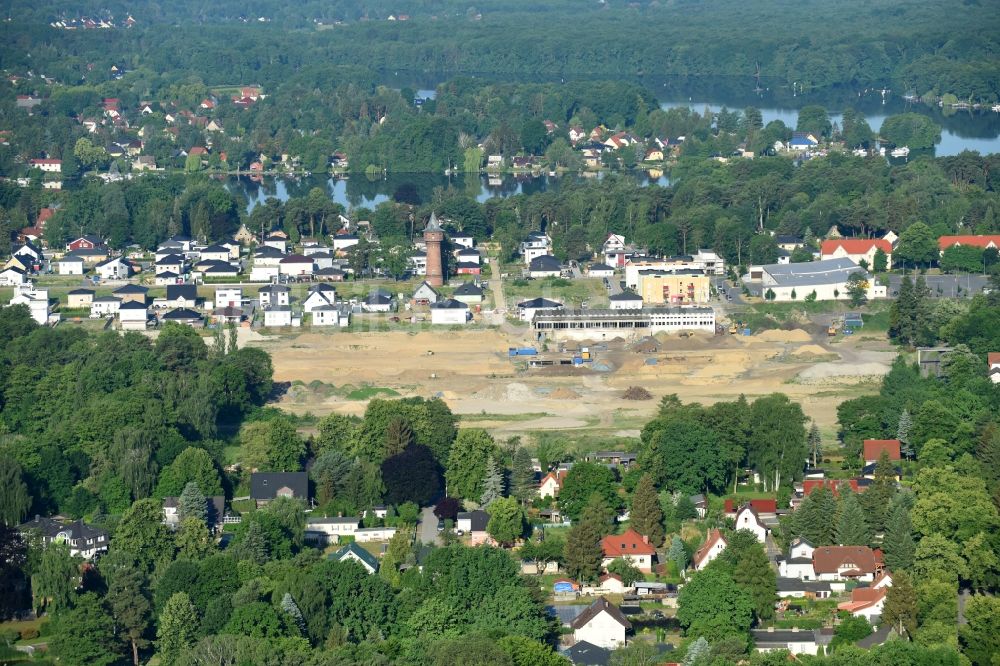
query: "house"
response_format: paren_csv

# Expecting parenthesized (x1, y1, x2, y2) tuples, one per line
(588, 263, 615, 278)
(311, 304, 346, 327)
(165, 284, 199, 309)
(199, 244, 231, 263)
(332, 233, 360, 253)
(732, 503, 769, 542)
(776, 235, 805, 251)
(569, 126, 587, 144)
(517, 297, 564, 322)
(216, 287, 242, 308)
(67, 235, 104, 252)
(305, 516, 360, 543)
(162, 496, 225, 531)
(363, 289, 393, 313)
(253, 245, 286, 266)
(788, 132, 820, 150)
(113, 284, 148, 304)
(863, 439, 901, 465)
(811, 546, 879, 582)
(263, 306, 293, 327)
(302, 284, 338, 312)
(67, 288, 95, 308)
(608, 292, 643, 310)
(528, 254, 562, 278)
(778, 538, 818, 580)
(258, 284, 290, 308)
(692, 529, 727, 571)
(455, 247, 481, 264)
(820, 239, 893, 269)
(689, 494, 708, 518)
(134, 156, 157, 171)
(91, 296, 122, 316)
(69, 247, 111, 265)
(937, 234, 1000, 253)
(752, 628, 824, 655)
(155, 272, 183, 286)
(9, 284, 53, 324)
(211, 306, 244, 326)
(456, 510, 491, 545)
(13, 241, 43, 262)
(193, 261, 239, 279)
(450, 232, 475, 249)
(119, 301, 150, 330)
(161, 308, 204, 327)
(166, 235, 195, 252)
(18, 516, 109, 559)
(409, 250, 428, 276)
(838, 573, 892, 622)
(990, 352, 1000, 384)
(570, 597, 631, 650)
(329, 542, 379, 574)
(776, 577, 833, 599)
(590, 451, 638, 467)
(454, 261, 481, 276)
(279, 254, 314, 276)
(452, 282, 485, 305)
(309, 251, 335, 271)
(538, 470, 568, 499)
(262, 233, 288, 253)
(597, 573, 628, 594)
(250, 472, 308, 507)
(156, 254, 187, 276)
(412, 281, 440, 305)
(234, 224, 256, 245)
(29, 159, 62, 173)
(430, 298, 470, 325)
(601, 528, 656, 573)
(0, 266, 27, 286)
(521, 231, 552, 264)
(58, 255, 85, 275)
(644, 148, 664, 162)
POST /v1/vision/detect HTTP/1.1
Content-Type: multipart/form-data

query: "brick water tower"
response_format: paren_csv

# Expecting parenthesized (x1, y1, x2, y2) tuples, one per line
(424, 212, 445, 286)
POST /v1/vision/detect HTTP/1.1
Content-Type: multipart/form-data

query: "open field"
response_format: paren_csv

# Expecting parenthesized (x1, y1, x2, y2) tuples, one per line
(254, 320, 894, 451)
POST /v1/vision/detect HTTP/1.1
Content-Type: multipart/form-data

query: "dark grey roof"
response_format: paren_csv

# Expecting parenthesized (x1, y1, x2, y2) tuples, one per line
(254, 246, 286, 258)
(752, 629, 819, 646)
(202, 244, 230, 253)
(856, 624, 897, 649)
(162, 308, 202, 320)
(608, 292, 642, 301)
(19, 516, 107, 542)
(250, 472, 308, 500)
(431, 298, 468, 310)
(156, 254, 186, 264)
(309, 283, 337, 294)
(166, 284, 198, 301)
(454, 261, 480, 270)
(565, 641, 611, 666)
(569, 597, 632, 631)
(456, 248, 480, 256)
(68, 288, 95, 295)
(529, 254, 562, 271)
(366, 289, 392, 305)
(457, 510, 490, 532)
(114, 284, 148, 294)
(776, 577, 832, 593)
(763, 257, 868, 288)
(119, 300, 148, 310)
(259, 284, 290, 293)
(330, 542, 379, 571)
(518, 297, 563, 309)
(59, 255, 84, 263)
(589, 263, 615, 271)
(453, 282, 484, 296)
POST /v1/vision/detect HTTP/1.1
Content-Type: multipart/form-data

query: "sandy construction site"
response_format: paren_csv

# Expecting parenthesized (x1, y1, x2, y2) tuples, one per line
(249, 325, 896, 444)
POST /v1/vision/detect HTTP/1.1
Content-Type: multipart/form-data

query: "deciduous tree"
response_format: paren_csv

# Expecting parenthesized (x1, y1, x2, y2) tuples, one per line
(157, 592, 199, 666)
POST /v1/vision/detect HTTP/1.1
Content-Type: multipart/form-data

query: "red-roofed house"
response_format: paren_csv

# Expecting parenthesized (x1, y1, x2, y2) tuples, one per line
(692, 529, 727, 571)
(989, 352, 1000, 384)
(601, 528, 656, 572)
(189, 146, 208, 156)
(724, 499, 777, 515)
(838, 573, 893, 622)
(538, 470, 567, 499)
(29, 159, 62, 173)
(863, 439, 900, 465)
(37, 207, 56, 226)
(812, 546, 879, 582)
(733, 504, 768, 542)
(820, 239, 893, 269)
(937, 235, 1000, 252)
(802, 478, 862, 498)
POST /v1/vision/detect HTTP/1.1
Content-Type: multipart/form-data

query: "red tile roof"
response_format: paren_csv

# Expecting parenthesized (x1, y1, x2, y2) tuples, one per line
(812, 546, 877, 575)
(821, 239, 892, 256)
(692, 529, 726, 569)
(601, 528, 656, 557)
(838, 585, 887, 613)
(863, 439, 900, 462)
(724, 498, 777, 514)
(987, 352, 1000, 366)
(938, 235, 1000, 251)
(803, 478, 862, 497)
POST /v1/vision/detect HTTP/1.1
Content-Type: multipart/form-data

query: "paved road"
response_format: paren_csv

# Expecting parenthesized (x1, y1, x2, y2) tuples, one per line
(488, 257, 507, 313)
(418, 506, 441, 546)
(883, 273, 990, 298)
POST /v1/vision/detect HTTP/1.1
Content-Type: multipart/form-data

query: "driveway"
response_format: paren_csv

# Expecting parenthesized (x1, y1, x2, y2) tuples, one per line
(418, 506, 441, 546)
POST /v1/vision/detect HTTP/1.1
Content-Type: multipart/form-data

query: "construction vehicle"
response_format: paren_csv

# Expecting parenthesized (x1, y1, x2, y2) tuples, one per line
(827, 318, 840, 336)
(728, 322, 738, 335)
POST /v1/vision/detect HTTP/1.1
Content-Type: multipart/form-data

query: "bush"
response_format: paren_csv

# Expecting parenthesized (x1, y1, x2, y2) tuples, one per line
(0, 629, 18, 646)
(19, 629, 38, 641)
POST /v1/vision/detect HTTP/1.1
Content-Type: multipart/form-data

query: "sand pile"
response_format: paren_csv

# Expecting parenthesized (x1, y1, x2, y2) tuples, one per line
(549, 387, 581, 400)
(754, 329, 812, 343)
(794, 344, 831, 356)
(798, 362, 890, 381)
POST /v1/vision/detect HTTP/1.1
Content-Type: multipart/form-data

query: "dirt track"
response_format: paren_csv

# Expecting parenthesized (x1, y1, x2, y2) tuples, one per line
(252, 326, 895, 444)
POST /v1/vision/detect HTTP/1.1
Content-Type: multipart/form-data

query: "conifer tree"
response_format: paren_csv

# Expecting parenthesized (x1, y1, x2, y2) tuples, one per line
(383, 416, 414, 459)
(227, 322, 238, 355)
(683, 637, 710, 666)
(510, 447, 535, 506)
(668, 535, 687, 574)
(835, 490, 871, 546)
(732, 541, 777, 620)
(882, 571, 918, 635)
(281, 592, 306, 635)
(793, 486, 836, 545)
(177, 482, 207, 524)
(883, 503, 916, 571)
(564, 495, 607, 582)
(236, 521, 268, 564)
(630, 474, 664, 547)
(479, 455, 505, 507)
(808, 422, 822, 467)
(897, 409, 913, 458)
(860, 451, 897, 533)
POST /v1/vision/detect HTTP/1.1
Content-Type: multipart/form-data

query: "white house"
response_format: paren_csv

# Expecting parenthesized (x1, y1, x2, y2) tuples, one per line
(528, 254, 562, 278)
(95, 256, 132, 280)
(332, 233, 360, 253)
(601, 529, 656, 573)
(253, 246, 286, 267)
(412, 281, 440, 305)
(838, 572, 891, 622)
(521, 231, 551, 264)
(450, 232, 474, 249)
(538, 470, 566, 499)
(811, 546, 878, 583)
(329, 543, 379, 574)
(263, 234, 288, 253)
(455, 247, 481, 264)
(249, 265, 280, 282)
(279, 254, 314, 276)
(311, 304, 343, 327)
(363, 289, 393, 313)
(734, 504, 768, 542)
(258, 284, 290, 308)
(597, 574, 628, 595)
(779, 538, 817, 580)
(302, 284, 337, 312)
(570, 598, 631, 650)
(305, 516, 360, 543)
(216, 287, 242, 308)
(602, 234, 629, 267)
(155, 254, 186, 275)
(692, 529, 728, 571)
(752, 629, 823, 656)
(452, 282, 485, 305)
(820, 239, 893, 270)
(990, 353, 1000, 384)
(410, 250, 427, 276)
(118, 301, 149, 330)
(199, 244, 232, 263)
(430, 298, 470, 325)
(9, 284, 52, 324)
(58, 256, 85, 275)
(263, 306, 293, 327)
(0, 266, 27, 286)
(608, 292, 643, 310)
(588, 263, 616, 278)
(517, 297, 564, 322)
(18, 516, 108, 560)
(91, 296, 121, 316)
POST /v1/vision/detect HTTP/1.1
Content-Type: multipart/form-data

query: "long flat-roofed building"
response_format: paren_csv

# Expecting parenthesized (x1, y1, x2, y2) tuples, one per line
(533, 306, 715, 341)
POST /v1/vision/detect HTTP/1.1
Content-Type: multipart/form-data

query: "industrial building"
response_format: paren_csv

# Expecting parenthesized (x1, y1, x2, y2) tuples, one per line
(532, 306, 715, 341)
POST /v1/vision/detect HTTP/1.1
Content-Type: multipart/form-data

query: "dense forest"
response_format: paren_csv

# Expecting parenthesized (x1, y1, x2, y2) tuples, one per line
(2, 0, 999, 100)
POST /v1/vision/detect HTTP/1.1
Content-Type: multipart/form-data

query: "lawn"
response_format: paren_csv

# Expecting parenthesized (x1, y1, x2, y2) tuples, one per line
(345, 386, 401, 400)
(503, 276, 607, 309)
(0, 616, 48, 646)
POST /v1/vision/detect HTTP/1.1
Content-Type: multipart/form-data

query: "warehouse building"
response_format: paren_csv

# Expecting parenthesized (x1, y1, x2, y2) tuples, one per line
(533, 306, 715, 341)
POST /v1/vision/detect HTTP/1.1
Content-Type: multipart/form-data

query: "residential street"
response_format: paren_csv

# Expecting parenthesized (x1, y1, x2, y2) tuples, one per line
(418, 506, 441, 546)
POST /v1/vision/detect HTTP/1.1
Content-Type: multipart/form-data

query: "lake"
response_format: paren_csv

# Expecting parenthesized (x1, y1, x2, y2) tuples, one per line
(229, 170, 670, 213)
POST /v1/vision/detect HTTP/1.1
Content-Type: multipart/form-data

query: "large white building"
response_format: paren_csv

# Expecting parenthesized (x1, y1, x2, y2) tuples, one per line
(750, 258, 886, 302)
(624, 250, 725, 288)
(533, 306, 715, 341)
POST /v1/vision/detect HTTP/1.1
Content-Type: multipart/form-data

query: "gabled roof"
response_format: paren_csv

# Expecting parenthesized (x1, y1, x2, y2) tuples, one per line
(166, 284, 198, 301)
(453, 282, 484, 296)
(250, 472, 308, 500)
(692, 528, 726, 569)
(457, 509, 490, 532)
(68, 288, 95, 295)
(119, 300, 148, 310)
(589, 263, 615, 271)
(162, 308, 202, 320)
(601, 528, 655, 557)
(569, 597, 632, 631)
(724, 498, 776, 514)
(59, 255, 85, 263)
(518, 297, 563, 309)
(113, 284, 148, 294)
(813, 546, 877, 575)
(19, 516, 108, 541)
(156, 253, 186, 264)
(863, 439, 900, 462)
(609, 292, 642, 301)
(938, 234, 1000, 251)
(330, 542, 379, 571)
(565, 640, 612, 666)
(987, 352, 1000, 366)
(820, 238, 892, 255)
(309, 283, 337, 294)
(431, 298, 468, 310)
(259, 284, 291, 293)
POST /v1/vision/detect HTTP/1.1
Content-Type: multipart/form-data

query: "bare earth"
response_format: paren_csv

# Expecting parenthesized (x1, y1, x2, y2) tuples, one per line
(249, 325, 895, 445)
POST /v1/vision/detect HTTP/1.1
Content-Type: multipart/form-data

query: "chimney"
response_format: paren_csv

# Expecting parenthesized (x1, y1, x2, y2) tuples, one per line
(642, 534, 649, 544)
